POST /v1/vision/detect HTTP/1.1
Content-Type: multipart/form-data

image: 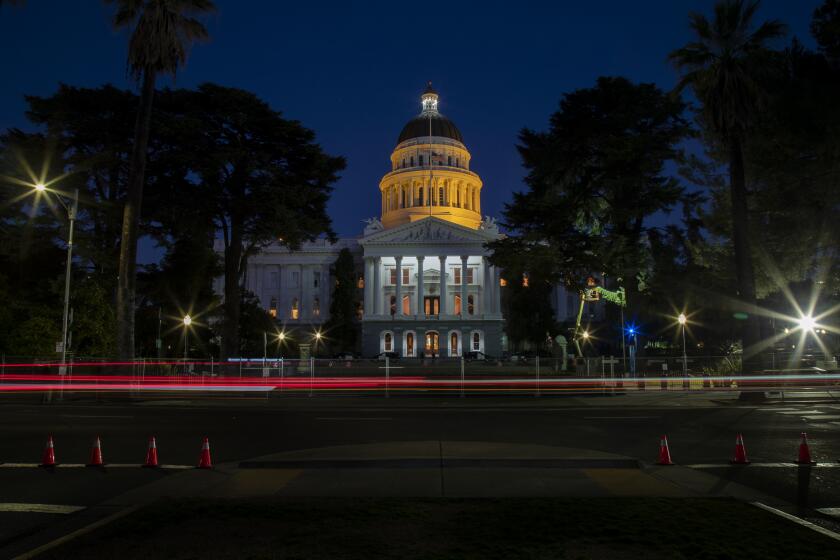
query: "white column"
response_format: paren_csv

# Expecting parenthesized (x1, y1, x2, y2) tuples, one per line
(482, 258, 490, 316)
(416, 256, 425, 317)
(364, 257, 374, 316)
(373, 257, 381, 315)
(395, 256, 402, 316)
(438, 256, 447, 316)
(460, 256, 468, 316)
(322, 263, 330, 320)
(493, 266, 501, 314)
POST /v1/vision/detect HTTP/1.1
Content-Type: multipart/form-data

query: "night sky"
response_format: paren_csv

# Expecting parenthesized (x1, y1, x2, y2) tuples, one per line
(0, 1, 821, 262)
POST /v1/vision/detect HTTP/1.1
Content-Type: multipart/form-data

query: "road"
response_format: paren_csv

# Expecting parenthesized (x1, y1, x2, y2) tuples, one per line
(1, 391, 840, 556)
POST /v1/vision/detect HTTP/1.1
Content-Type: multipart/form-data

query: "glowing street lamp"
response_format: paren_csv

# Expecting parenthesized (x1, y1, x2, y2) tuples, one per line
(797, 315, 816, 332)
(182, 315, 191, 361)
(678, 313, 688, 376)
(29, 182, 78, 372)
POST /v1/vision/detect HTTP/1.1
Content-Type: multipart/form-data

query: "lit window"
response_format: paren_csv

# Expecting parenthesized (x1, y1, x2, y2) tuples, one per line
(384, 332, 392, 352)
(473, 332, 480, 351)
(356, 302, 363, 319)
(468, 295, 475, 315)
(313, 298, 320, 317)
(291, 298, 299, 320)
(402, 295, 410, 315)
(522, 273, 529, 287)
(269, 298, 277, 318)
(357, 276, 364, 289)
(500, 277, 507, 287)
(450, 332, 458, 355)
(406, 332, 414, 356)
(454, 295, 462, 315)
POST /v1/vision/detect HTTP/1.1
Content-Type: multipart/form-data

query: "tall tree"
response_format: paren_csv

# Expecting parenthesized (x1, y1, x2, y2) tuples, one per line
(154, 85, 345, 358)
(669, 0, 786, 364)
(491, 77, 691, 311)
(105, 0, 215, 360)
(812, 0, 840, 65)
(325, 248, 359, 353)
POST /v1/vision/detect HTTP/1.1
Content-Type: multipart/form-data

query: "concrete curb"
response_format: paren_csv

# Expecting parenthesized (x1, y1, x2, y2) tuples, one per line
(752, 502, 840, 542)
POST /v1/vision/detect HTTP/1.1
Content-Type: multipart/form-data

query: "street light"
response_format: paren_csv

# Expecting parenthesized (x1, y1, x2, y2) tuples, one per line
(678, 313, 688, 376)
(797, 315, 816, 332)
(182, 315, 191, 361)
(31, 183, 78, 372)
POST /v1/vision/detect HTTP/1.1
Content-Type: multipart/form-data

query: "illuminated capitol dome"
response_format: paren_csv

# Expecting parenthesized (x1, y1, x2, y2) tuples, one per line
(379, 83, 483, 229)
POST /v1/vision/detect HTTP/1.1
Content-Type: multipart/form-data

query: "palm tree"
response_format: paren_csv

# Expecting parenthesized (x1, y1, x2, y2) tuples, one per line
(669, 0, 785, 365)
(105, 0, 215, 359)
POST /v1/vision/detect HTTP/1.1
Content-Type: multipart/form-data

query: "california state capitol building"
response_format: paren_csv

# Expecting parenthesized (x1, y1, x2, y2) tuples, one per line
(214, 84, 603, 358)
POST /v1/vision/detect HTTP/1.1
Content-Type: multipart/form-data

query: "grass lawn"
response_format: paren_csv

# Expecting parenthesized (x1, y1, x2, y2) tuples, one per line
(40, 497, 840, 559)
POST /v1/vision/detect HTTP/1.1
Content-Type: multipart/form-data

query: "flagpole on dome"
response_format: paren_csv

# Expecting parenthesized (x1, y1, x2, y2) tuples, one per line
(427, 81, 433, 217)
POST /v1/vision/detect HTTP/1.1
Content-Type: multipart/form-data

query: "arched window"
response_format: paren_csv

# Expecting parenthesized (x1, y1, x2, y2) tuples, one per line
(472, 332, 481, 351)
(406, 332, 414, 356)
(450, 332, 459, 356)
(291, 298, 299, 320)
(384, 332, 393, 352)
(467, 295, 475, 315)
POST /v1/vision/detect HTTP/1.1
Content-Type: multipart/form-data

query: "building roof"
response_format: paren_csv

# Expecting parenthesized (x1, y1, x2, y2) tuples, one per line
(397, 113, 463, 144)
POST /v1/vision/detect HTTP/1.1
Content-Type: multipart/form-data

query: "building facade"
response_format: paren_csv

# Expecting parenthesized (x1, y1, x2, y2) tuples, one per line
(216, 84, 590, 357)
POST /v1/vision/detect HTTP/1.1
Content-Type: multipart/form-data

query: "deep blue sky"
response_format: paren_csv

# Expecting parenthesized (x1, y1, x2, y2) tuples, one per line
(0, 0, 821, 260)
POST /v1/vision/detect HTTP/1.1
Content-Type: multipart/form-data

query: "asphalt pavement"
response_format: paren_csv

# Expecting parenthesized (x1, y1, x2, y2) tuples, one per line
(1, 391, 840, 557)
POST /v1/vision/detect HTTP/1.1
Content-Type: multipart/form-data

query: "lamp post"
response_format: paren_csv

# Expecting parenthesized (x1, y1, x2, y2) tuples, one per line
(34, 184, 78, 373)
(678, 313, 687, 376)
(182, 315, 192, 361)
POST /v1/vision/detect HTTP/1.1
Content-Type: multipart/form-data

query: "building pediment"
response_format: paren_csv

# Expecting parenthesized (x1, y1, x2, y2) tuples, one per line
(360, 217, 499, 246)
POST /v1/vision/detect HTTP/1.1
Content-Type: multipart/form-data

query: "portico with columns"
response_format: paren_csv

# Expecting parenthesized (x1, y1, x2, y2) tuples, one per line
(359, 217, 503, 358)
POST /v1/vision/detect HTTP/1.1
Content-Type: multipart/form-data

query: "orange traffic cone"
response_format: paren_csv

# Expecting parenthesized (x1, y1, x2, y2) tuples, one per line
(40, 435, 56, 467)
(197, 437, 212, 469)
(656, 435, 674, 465)
(87, 436, 104, 467)
(731, 433, 750, 464)
(143, 436, 159, 468)
(795, 432, 816, 465)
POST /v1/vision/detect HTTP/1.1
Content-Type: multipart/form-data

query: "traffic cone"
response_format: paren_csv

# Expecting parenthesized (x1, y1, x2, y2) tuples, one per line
(795, 432, 816, 465)
(656, 435, 674, 465)
(197, 437, 212, 469)
(87, 436, 104, 467)
(143, 436, 159, 468)
(40, 435, 56, 467)
(731, 433, 750, 464)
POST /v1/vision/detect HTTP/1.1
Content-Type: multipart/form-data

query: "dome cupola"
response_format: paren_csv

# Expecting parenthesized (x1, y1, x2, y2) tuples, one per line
(379, 83, 483, 230)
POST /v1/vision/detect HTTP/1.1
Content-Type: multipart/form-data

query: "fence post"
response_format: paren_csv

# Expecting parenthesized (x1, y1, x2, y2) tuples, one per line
(309, 357, 314, 397)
